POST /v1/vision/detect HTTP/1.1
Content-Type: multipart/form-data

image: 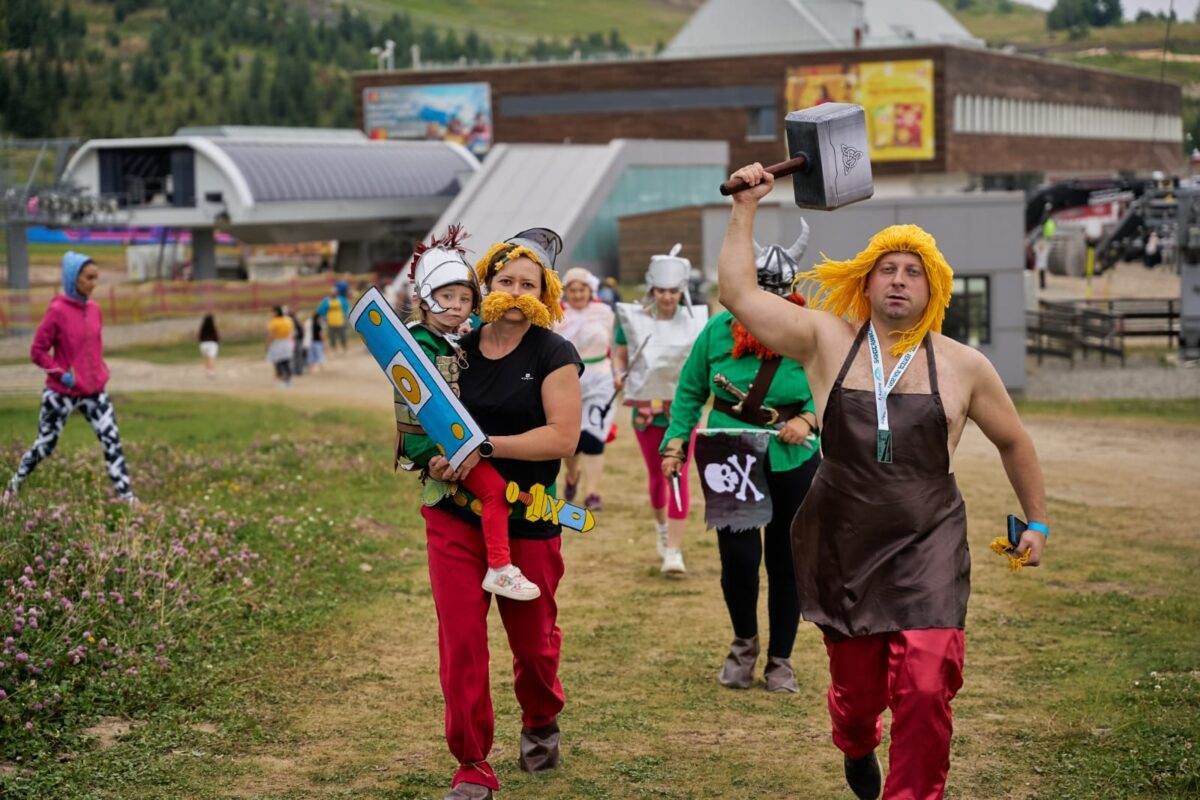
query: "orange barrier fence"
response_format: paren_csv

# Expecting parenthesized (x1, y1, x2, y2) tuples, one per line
(0, 274, 379, 336)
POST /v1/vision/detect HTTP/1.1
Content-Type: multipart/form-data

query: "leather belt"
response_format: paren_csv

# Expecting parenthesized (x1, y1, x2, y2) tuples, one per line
(712, 397, 803, 427)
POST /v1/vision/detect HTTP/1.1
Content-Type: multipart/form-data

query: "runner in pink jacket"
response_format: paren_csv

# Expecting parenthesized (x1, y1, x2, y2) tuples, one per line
(4, 252, 133, 502)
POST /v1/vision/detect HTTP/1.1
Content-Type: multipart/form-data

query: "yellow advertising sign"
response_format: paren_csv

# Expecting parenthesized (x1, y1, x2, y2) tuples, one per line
(786, 59, 935, 162)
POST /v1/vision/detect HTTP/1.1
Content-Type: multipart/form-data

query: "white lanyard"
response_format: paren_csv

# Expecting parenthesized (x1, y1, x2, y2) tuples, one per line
(866, 323, 919, 462)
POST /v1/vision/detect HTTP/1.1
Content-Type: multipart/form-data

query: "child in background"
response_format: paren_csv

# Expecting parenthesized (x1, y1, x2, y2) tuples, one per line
(307, 311, 325, 372)
(398, 226, 540, 601)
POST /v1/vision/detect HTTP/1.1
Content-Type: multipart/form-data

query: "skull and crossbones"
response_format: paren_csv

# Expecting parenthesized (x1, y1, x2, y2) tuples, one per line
(703, 455, 764, 502)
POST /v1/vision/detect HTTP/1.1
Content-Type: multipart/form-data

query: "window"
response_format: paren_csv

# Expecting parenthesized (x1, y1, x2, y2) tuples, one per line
(944, 276, 990, 347)
(746, 105, 777, 140)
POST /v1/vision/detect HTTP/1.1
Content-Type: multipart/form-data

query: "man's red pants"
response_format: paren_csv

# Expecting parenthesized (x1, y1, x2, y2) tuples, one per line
(423, 506, 565, 790)
(825, 629, 965, 800)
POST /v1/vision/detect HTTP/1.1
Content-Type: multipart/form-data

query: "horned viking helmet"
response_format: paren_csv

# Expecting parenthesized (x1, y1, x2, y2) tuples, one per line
(753, 218, 810, 296)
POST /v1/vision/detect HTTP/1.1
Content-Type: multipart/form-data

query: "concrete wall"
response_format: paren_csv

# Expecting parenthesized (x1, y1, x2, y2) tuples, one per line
(697, 192, 1027, 391)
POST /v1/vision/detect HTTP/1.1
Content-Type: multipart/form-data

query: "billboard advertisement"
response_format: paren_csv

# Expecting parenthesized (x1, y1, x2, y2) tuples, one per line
(364, 82, 492, 160)
(786, 59, 935, 162)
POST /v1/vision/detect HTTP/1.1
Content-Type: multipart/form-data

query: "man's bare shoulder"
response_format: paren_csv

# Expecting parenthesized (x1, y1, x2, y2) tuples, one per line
(930, 332, 997, 382)
(811, 309, 857, 339)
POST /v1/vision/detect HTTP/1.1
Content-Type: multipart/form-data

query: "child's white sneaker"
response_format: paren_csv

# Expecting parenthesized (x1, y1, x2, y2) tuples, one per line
(482, 564, 542, 601)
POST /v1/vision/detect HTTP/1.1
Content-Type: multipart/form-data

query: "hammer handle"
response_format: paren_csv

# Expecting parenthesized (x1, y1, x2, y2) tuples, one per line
(719, 153, 810, 196)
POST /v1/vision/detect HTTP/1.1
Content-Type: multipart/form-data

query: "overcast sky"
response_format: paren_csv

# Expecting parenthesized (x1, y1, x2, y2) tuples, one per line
(1019, 0, 1199, 20)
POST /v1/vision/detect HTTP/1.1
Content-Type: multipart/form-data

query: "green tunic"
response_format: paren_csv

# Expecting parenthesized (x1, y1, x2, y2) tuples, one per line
(662, 310, 819, 472)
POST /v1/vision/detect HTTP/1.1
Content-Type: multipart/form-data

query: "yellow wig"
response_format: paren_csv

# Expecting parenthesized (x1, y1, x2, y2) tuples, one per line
(797, 224, 954, 355)
(474, 243, 564, 327)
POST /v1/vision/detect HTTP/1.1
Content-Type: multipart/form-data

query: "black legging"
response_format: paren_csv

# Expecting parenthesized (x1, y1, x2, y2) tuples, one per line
(716, 452, 821, 659)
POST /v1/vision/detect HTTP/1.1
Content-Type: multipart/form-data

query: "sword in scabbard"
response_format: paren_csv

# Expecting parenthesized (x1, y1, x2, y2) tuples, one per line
(713, 373, 748, 414)
(599, 334, 653, 419)
(713, 373, 788, 431)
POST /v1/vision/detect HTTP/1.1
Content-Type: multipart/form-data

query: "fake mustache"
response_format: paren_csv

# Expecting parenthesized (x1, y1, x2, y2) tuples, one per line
(480, 291, 552, 328)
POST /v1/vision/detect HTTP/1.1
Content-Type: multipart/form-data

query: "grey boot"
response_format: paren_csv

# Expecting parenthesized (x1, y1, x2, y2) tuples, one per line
(718, 635, 760, 689)
(763, 656, 799, 693)
(443, 782, 494, 800)
(518, 721, 561, 772)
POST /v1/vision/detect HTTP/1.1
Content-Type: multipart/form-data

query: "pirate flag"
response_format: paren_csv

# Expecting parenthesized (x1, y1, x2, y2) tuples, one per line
(694, 430, 773, 532)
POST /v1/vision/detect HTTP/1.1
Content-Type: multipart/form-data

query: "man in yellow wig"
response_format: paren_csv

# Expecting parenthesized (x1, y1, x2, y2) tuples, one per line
(717, 163, 1049, 800)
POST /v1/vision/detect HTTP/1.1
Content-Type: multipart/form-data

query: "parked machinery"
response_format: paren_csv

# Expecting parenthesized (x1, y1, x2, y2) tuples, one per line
(1178, 189, 1200, 361)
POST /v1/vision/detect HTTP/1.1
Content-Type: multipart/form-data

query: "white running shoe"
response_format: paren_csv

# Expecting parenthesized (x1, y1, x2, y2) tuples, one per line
(482, 564, 542, 601)
(656, 525, 670, 559)
(661, 547, 686, 575)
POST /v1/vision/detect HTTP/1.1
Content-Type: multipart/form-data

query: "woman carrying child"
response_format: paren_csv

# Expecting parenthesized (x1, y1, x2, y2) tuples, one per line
(396, 225, 541, 601)
(419, 227, 582, 800)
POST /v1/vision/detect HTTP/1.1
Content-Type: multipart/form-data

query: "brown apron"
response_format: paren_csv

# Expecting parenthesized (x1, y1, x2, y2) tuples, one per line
(792, 324, 970, 639)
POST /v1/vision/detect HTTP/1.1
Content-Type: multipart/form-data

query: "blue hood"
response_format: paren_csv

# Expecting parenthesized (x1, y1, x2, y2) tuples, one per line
(62, 251, 93, 302)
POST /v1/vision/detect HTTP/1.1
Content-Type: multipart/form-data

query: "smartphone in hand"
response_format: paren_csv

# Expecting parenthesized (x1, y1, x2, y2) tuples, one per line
(1006, 515, 1028, 549)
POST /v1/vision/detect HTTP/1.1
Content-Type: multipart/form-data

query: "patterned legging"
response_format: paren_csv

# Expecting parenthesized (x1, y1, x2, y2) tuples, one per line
(8, 389, 133, 499)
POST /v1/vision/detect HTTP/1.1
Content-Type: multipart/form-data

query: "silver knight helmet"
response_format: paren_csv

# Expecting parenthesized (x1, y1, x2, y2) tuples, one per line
(644, 243, 694, 313)
(753, 218, 810, 296)
(411, 224, 481, 315)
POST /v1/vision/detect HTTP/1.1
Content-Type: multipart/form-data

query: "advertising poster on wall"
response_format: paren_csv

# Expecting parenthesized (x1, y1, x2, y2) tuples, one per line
(363, 82, 493, 160)
(786, 60, 935, 161)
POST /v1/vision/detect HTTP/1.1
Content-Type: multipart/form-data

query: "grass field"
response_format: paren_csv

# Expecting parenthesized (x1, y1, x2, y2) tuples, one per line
(0, 380, 1196, 799)
(348, 0, 700, 51)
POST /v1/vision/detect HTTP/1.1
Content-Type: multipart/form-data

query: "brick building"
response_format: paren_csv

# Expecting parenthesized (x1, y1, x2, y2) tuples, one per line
(354, 45, 1184, 194)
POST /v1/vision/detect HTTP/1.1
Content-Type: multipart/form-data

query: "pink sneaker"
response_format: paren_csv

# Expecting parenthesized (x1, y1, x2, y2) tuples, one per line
(482, 564, 541, 601)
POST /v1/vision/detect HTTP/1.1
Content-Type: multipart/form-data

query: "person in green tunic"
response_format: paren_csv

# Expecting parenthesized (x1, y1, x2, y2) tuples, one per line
(660, 225, 821, 693)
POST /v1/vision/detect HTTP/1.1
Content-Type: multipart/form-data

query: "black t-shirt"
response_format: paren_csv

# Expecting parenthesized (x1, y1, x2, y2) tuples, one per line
(437, 325, 583, 539)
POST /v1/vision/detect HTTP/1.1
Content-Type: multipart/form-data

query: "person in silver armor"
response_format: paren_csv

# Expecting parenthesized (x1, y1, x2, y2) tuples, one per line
(612, 245, 709, 575)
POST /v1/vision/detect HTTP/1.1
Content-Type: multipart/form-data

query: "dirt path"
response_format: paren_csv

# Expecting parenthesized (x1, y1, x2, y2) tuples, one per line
(2, 347, 1196, 797)
(0, 347, 393, 411)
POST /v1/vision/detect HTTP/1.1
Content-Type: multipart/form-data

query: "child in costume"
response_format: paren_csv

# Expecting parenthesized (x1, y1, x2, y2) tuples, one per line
(396, 226, 541, 602)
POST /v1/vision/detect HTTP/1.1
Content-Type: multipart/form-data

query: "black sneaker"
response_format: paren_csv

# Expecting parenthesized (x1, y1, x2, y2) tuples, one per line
(844, 752, 882, 799)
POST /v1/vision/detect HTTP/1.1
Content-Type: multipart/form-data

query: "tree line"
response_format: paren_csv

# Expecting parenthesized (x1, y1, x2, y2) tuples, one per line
(0, 0, 632, 140)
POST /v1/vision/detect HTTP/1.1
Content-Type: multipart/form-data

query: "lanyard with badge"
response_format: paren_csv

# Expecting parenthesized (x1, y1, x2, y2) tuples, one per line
(866, 322, 920, 463)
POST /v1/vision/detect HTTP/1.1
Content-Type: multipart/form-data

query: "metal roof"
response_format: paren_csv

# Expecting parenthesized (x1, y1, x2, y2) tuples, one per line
(173, 125, 368, 141)
(426, 139, 728, 267)
(662, 0, 980, 59)
(208, 139, 476, 203)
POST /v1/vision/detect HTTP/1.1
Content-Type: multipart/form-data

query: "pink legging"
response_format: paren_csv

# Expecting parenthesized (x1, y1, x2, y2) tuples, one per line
(633, 425, 694, 520)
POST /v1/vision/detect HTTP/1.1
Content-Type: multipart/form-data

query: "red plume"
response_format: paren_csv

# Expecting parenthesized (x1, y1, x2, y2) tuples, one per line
(731, 292, 806, 359)
(409, 223, 471, 280)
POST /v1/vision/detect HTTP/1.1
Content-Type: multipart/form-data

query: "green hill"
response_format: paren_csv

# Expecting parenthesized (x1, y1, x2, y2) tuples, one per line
(0, 0, 1195, 157)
